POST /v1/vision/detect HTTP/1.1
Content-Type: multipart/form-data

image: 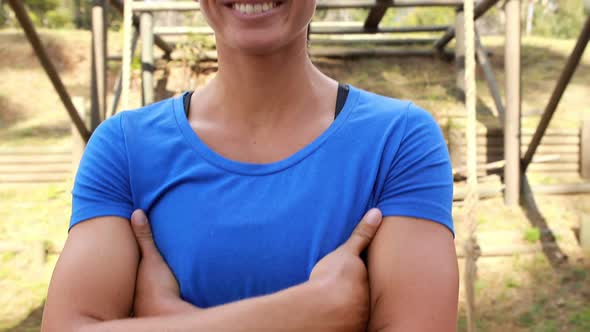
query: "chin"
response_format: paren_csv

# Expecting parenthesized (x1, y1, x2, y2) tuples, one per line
(227, 30, 297, 55)
(201, 0, 314, 56)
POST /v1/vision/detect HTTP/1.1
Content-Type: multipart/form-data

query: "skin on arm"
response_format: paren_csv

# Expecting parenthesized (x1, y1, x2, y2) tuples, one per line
(41, 217, 140, 331)
(42, 209, 383, 332)
(367, 216, 459, 332)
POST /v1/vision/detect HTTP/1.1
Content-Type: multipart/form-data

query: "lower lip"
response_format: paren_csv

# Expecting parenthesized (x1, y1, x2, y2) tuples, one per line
(225, 2, 285, 19)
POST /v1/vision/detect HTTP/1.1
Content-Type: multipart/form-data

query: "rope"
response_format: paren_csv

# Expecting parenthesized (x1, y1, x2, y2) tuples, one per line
(462, 0, 481, 331)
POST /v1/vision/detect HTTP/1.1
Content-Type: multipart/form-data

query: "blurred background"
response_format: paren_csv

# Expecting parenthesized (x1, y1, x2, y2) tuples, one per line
(0, 0, 589, 331)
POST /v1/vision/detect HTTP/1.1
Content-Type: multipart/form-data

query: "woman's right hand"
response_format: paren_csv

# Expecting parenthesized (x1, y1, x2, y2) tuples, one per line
(309, 208, 383, 331)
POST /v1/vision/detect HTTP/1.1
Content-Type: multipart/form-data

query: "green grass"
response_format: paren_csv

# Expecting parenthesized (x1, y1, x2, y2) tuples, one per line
(523, 227, 541, 243)
(0, 182, 71, 331)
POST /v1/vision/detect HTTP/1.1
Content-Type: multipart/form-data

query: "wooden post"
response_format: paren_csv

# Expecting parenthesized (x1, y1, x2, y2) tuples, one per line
(434, 0, 500, 51)
(121, 0, 133, 110)
(525, 0, 534, 35)
(108, 0, 173, 56)
(109, 27, 139, 118)
(73, 0, 83, 28)
(6, 0, 90, 142)
(582, 120, 590, 179)
(522, 17, 590, 170)
(475, 30, 505, 126)
(581, 214, 590, 253)
(140, 12, 155, 106)
(504, 0, 521, 205)
(91, 0, 107, 130)
(448, 127, 464, 170)
(364, 0, 389, 31)
(463, 0, 479, 330)
(71, 97, 89, 177)
(455, 9, 465, 99)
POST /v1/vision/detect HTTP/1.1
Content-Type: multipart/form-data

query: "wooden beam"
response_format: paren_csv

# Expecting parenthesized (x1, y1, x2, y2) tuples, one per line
(121, 0, 133, 110)
(108, 0, 173, 56)
(91, 0, 107, 130)
(533, 183, 590, 195)
(310, 47, 448, 57)
(140, 12, 155, 106)
(6, 0, 90, 142)
(434, 0, 500, 51)
(521, 16, 590, 170)
(311, 37, 437, 46)
(475, 29, 505, 126)
(364, 0, 390, 31)
(130, 0, 463, 11)
(154, 26, 214, 35)
(453, 183, 590, 201)
(71, 97, 88, 177)
(455, 9, 465, 97)
(172, 48, 453, 61)
(313, 23, 450, 34)
(504, 0, 521, 205)
(583, 120, 590, 179)
(456, 243, 561, 258)
(155, 24, 450, 36)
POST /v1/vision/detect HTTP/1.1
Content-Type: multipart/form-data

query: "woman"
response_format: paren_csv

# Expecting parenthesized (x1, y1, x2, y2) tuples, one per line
(41, 1, 458, 331)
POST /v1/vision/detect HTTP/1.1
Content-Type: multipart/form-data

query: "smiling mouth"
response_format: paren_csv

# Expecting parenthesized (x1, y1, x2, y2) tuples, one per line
(227, 2, 285, 15)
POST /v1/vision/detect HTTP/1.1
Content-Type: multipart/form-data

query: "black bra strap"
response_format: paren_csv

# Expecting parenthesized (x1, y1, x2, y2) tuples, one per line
(183, 91, 193, 117)
(335, 83, 350, 120)
(183, 83, 350, 119)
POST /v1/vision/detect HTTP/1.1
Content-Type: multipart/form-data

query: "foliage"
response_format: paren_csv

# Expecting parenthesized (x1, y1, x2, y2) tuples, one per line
(0, 3, 9, 27)
(523, 227, 541, 243)
(382, 7, 455, 27)
(530, 0, 585, 38)
(0, 0, 88, 28)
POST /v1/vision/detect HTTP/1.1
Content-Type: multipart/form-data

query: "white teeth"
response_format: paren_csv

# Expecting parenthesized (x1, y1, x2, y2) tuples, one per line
(232, 2, 277, 15)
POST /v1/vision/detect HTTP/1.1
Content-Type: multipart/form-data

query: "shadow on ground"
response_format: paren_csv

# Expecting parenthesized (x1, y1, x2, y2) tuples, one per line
(0, 31, 83, 73)
(5, 303, 44, 332)
(0, 96, 26, 129)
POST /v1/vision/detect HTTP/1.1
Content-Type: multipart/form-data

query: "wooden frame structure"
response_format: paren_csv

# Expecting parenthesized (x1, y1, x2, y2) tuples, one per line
(3, 2, 590, 330)
(4, 0, 589, 201)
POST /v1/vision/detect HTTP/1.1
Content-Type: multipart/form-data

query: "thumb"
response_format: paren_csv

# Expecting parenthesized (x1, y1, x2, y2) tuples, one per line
(342, 208, 383, 255)
(131, 209, 159, 258)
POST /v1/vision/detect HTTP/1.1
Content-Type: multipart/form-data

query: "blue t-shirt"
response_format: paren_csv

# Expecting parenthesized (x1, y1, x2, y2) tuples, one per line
(70, 86, 453, 308)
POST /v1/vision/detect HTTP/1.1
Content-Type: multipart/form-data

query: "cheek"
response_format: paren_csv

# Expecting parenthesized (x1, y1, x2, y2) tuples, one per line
(198, 1, 222, 31)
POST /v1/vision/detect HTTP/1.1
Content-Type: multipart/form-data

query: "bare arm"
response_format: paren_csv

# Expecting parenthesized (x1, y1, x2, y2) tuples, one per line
(41, 217, 139, 331)
(366, 217, 459, 332)
(42, 210, 383, 332)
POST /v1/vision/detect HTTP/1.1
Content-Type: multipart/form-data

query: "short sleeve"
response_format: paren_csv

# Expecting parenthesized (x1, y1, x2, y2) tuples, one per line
(70, 113, 134, 230)
(376, 103, 454, 236)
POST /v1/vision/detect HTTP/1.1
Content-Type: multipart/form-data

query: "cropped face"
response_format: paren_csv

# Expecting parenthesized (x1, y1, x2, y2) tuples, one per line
(199, 0, 316, 54)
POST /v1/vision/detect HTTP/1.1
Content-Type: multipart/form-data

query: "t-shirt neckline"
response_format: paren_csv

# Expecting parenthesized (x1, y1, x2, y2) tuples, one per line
(173, 85, 360, 176)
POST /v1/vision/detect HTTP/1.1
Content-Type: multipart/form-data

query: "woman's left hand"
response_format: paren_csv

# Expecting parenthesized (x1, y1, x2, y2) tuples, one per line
(130, 209, 199, 317)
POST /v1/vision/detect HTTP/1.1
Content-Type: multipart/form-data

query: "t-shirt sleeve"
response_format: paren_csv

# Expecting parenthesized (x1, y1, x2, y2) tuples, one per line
(376, 103, 454, 236)
(69, 113, 134, 230)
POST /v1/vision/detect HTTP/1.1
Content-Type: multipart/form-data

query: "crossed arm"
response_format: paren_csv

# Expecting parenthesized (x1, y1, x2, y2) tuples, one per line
(41, 210, 458, 332)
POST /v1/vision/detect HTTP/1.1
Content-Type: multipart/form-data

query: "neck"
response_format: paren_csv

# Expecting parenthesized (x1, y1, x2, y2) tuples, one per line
(200, 35, 334, 126)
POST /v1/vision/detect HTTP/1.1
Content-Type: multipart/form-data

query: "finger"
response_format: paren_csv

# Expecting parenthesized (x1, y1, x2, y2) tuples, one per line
(341, 208, 383, 255)
(131, 209, 159, 259)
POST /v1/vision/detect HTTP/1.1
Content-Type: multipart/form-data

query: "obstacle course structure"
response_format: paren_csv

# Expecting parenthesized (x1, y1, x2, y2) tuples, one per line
(2, 2, 589, 330)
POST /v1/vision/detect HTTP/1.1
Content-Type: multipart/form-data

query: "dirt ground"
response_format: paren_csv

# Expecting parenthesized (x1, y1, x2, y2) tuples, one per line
(0, 29, 589, 331)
